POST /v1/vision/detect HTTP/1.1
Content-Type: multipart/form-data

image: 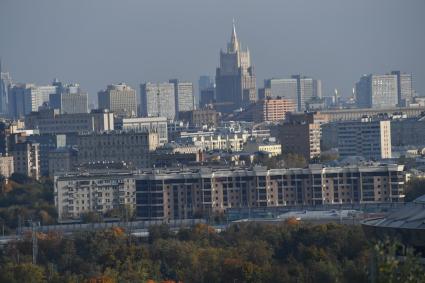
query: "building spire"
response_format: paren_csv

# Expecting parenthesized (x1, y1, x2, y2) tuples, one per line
(228, 19, 239, 53)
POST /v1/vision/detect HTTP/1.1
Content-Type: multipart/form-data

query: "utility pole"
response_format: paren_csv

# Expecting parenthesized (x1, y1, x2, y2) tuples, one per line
(29, 220, 39, 265)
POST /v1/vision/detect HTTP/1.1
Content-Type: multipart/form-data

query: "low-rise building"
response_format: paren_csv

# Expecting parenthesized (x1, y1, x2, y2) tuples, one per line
(244, 140, 282, 156)
(116, 116, 168, 145)
(25, 109, 114, 135)
(179, 108, 220, 127)
(76, 131, 159, 168)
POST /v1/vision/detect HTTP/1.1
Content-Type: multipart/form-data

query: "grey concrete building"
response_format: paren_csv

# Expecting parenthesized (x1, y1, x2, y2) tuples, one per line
(337, 118, 392, 160)
(356, 74, 398, 109)
(215, 22, 256, 113)
(25, 108, 114, 135)
(49, 80, 88, 114)
(0, 59, 12, 115)
(391, 71, 414, 107)
(76, 131, 159, 168)
(140, 82, 176, 120)
(54, 164, 406, 220)
(98, 83, 137, 118)
(116, 116, 168, 145)
(8, 83, 57, 118)
(169, 79, 195, 116)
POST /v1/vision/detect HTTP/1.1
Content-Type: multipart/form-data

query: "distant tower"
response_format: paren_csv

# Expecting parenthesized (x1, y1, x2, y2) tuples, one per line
(215, 21, 256, 113)
(0, 59, 13, 115)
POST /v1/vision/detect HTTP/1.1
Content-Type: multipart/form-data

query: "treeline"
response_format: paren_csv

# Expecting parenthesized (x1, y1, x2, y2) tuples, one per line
(0, 222, 424, 283)
(0, 173, 56, 235)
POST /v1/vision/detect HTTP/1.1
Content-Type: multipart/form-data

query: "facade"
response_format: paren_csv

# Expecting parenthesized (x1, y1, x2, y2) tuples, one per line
(54, 171, 136, 220)
(262, 76, 322, 111)
(356, 74, 398, 109)
(25, 134, 67, 176)
(140, 82, 176, 120)
(8, 84, 57, 118)
(169, 79, 194, 116)
(25, 109, 114, 134)
(200, 87, 215, 108)
(50, 80, 88, 114)
(76, 131, 159, 168)
(253, 98, 296, 123)
(244, 140, 282, 156)
(117, 116, 168, 145)
(391, 71, 413, 107)
(276, 112, 326, 160)
(48, 147, 78, 177)
(178, 108, 220, 127)
(9, 141, 40, 180)
(54, 164, 406, 220)
(215, 23, 256, 113)
(191, 133, 249, 152)
(0, 155, 14, 178)
(98, 83, 137, 118)
(318, 106, 425, 122)
(337, 118, 392, 160)
(278, 123, 321, 160)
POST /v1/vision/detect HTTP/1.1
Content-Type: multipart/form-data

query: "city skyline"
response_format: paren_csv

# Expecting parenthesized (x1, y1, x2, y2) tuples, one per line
(1, 0, 424, 101)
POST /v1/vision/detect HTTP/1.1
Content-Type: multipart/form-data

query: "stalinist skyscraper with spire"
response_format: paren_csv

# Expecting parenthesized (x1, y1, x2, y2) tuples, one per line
(215, 21, 256, 113)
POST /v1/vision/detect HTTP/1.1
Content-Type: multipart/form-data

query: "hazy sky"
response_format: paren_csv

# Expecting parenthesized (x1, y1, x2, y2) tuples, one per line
(1, 0, 424, 103)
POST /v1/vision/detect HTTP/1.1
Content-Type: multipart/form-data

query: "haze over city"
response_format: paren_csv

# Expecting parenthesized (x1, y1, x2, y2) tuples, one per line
(1, 0, 424, 101)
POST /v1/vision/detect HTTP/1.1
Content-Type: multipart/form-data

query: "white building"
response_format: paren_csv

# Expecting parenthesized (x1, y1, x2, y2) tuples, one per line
(117, 116, 168, 145)
(140, 82, 175, 120)
(98, 83, 137, 118)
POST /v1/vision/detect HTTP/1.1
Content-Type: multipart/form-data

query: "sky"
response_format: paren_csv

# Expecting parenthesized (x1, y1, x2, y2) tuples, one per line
(1, 0, 424, 104)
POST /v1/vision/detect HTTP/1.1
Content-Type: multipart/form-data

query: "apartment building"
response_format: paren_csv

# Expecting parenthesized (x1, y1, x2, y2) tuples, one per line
(54, 164, 406, 220)
(54, 171, 136, 220)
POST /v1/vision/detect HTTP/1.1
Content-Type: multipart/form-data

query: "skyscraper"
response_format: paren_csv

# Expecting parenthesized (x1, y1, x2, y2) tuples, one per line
(50, 79, 88, 114)
(0, 59, 12, 115)
(169, 79, 194, 116)
(391, 71, 413, 107)
(140, 82, 175, 120)
(215, 22, 256, 113)
(356, 74, 398, 109)
(98, 83, 137, 117)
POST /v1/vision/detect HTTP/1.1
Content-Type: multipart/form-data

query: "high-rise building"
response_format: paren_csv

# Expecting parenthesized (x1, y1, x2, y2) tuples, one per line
(262, 76, 322, 111)
(199, 75, 214, 93)
(0, 59, 12, 115)
(98, 83, 137, 118)
(215, 22, 256, 113)
(140, 82, 176, 120)
(391, 71, 414, 107)
(169, 79, 195, 116)
(50, 80, 88, 114)
(356, 74, 398, 109)
(8, 83, 57, 118)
